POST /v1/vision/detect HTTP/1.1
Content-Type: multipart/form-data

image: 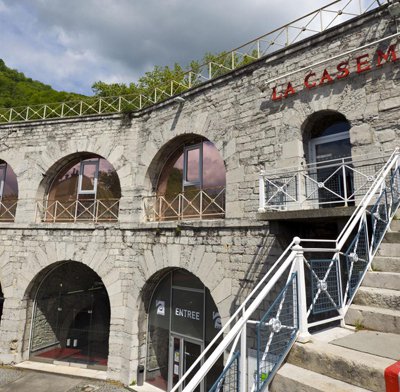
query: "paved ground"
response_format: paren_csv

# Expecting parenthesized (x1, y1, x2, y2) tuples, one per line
(0, 367, 131, 392)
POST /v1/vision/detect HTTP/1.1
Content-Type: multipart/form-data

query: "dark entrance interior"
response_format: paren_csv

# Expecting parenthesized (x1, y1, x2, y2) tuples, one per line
(0, 284, 4, 324)
(145, 269, 223, 391)
(29, 261, 110, 368)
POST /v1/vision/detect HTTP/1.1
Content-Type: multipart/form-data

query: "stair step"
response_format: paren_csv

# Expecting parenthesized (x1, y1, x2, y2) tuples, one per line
(390, 219, 400, 232)
(372, 256, 400, 273)
(270, 363, 372, 392)
(345, 304, 400, 334)
(287, 339, 393, 392)
(383, 231, 400, 243)
(376, 242, 400, 257)
(353, 286, 400, 310)
(363, 271, 400, 290)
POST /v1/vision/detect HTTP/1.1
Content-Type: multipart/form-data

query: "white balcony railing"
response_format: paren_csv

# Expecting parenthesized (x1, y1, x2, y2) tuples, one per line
(259, 153, 389, 212)
(144, 188, 225, 221)
(36, 199, 119, 223)
(174, 148, 399, 392)
(0, 200, 17, 222)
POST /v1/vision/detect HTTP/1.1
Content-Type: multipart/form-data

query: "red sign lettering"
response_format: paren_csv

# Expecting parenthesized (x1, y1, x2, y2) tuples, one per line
(270, 44, 397, 101)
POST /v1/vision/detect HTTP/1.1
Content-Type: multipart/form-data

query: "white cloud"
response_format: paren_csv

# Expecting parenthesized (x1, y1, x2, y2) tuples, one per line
(1, 0, 337, 95)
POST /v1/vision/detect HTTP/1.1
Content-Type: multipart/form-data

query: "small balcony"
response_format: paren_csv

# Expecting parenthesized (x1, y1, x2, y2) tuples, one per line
(258, 153, 389, 213)
(36, 198, 119, 223)
(144, 187, 226, 222)
(0, 199, 17, 222)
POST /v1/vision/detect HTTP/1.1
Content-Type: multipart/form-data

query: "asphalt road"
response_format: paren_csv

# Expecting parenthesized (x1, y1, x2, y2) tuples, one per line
(0, 367, 130, 392)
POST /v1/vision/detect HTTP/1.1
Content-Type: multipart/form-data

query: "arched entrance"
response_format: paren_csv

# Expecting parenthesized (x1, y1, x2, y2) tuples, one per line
(303, 111, 353, 207)
(145, 269, 223, 391)
(29, 261, 110, 368)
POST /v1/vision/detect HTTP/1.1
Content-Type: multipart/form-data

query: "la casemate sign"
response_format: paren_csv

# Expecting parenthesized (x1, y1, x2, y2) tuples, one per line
(271, 44, 397, 101)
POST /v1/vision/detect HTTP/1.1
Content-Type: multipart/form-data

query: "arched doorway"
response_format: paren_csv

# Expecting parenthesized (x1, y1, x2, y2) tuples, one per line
(145, 269, 223, 391)
(29, 261, 110, 368)
(303, 111, 353, 207)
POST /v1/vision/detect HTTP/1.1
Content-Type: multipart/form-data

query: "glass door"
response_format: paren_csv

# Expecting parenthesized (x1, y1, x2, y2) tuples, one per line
(309, 132, 353, 207)
(169, 335, 203, 392)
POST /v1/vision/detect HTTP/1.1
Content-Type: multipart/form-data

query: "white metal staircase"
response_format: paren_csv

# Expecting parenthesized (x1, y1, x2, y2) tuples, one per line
(170, 148, 400, 392)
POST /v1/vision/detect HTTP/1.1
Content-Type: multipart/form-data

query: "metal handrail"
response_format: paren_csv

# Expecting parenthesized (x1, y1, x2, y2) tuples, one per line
(0, 0, 387, 125)
(178, 148, 399, 392)
(0, 199, 17, 221)
(259, 152, 389, 211)
(36, 198, 120, 223)
(143, 187, 226, 221)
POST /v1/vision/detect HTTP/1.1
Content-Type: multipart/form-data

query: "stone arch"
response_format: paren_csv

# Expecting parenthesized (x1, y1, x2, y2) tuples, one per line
(301, 110, 351, 162)
(139, 267, 223, 391)
(35, 152, 121, 223)
(22, 260, 111, 368)
(143, 134, 227, 221)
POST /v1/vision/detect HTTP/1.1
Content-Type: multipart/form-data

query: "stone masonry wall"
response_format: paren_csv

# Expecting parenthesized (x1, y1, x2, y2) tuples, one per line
(0, 5, 398, 385)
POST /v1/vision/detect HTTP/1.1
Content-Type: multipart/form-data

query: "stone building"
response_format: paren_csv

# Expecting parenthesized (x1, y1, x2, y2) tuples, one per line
(0, 1, 399, 390)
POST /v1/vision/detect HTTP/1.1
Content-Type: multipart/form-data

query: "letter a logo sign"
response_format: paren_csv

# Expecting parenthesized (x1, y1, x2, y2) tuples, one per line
(156, 300, 165, 316)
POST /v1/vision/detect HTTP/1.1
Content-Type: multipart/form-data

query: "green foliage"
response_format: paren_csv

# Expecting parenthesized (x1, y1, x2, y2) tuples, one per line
(0, 59, 84, 108)
(91, 47, 260, 98)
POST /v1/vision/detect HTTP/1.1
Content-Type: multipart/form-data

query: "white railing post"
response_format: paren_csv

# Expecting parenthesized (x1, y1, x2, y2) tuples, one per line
(292, 237, 311, 343)
(342, 159, 348, 206)
(258, 170, 266, 213)
(240, 309, 247, 392)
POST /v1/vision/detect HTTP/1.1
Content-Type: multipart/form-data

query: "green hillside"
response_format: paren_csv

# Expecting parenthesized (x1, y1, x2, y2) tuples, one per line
(0, 59, 85, 108)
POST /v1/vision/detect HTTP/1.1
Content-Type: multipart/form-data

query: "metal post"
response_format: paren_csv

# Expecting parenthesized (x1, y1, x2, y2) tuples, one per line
(292, 237, 311, 343)
(240, 309, 247, 392)
(258, 170, 266, 213)
(342, 160, 348, 206)
(200, 190, 203, 219)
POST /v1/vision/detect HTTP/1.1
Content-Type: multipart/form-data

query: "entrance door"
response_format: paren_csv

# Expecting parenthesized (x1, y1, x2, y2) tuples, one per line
(169, 335, 203, 392)
(309, 132, 353, 206)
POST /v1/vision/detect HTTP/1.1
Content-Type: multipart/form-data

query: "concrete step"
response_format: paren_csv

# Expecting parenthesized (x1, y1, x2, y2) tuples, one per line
(383, 231, 400, 243)
(376, 242, 400, 257)
(372, 256, 400, 273)
(270, 363, 372, 392)
(362, 271, 400, 290)
(353, 286, 400, 310)
(345, 304, 400, 334)
(287, 340, 392, 392)
(390, 219, 400, 232)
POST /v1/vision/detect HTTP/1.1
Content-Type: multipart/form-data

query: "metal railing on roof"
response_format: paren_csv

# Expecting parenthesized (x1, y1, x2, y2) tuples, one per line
(0, 0, 388, 125)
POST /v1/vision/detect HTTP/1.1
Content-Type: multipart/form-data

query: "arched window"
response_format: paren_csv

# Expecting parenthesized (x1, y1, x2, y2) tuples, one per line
(304, 111, 353, 207)
(29, 261, 110, 368)
(146, 137, 226, 221)
(0, 161, 18, 221)
(41, 155, 121, 222)
(145, 269, 223, 391)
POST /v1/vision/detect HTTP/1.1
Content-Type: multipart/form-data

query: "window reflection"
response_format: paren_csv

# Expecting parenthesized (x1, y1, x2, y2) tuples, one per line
(44, 156, 121, 222)
(152, 139, 226, 221)
(0, 161, 18, 221)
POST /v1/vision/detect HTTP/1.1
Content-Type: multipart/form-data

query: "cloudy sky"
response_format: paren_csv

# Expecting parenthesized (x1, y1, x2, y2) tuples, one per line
(0, 0, 357, 95)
